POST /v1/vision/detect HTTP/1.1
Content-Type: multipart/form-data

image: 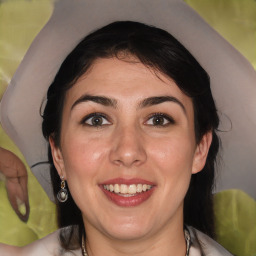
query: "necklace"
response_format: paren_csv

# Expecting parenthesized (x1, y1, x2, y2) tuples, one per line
(184, 228, 191, 256)
(81, 238, 87, 256)
(81, 229, 191, 256)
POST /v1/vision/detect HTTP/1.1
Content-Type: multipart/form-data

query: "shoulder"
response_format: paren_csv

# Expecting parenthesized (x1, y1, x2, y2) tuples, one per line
(21, 229, 62, 256)
(188, 226, 233, 256)
(0, 228, 81, 256)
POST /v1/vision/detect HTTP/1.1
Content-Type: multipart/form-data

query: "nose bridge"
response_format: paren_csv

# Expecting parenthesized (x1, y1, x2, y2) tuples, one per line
(109, 122, 146, 167)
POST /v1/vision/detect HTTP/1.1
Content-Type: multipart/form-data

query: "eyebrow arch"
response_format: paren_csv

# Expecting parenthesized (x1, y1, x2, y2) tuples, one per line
(139, 96, 186, 114)
(71, 94, 117, 110)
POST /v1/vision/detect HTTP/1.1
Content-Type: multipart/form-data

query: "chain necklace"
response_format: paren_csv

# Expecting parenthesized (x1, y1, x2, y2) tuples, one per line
(81, 238, 87, 256)
(184, 228, 191, 256)
(81, 229, 191, 256)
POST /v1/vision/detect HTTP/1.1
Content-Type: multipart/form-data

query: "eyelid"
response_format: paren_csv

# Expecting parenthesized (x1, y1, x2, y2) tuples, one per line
(80, 112, 112, 126)
(144, 112, 175, 126)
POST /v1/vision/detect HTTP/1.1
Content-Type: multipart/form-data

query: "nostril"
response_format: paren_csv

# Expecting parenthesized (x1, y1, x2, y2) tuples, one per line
(110, 149, 147, 167)
(109, 128, 147, 167)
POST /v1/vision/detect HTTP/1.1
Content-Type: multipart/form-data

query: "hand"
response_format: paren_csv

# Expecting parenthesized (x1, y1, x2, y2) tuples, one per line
(0, 147, 30, 222)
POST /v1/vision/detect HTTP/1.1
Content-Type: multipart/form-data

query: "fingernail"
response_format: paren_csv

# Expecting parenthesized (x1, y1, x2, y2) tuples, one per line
(0, 172, 6, 181)
(16, 197, 26, 216)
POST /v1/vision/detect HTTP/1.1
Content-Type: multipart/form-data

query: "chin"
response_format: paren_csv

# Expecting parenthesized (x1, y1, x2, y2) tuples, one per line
(100, 215, 154, 241)
(106, 226, 150, 241)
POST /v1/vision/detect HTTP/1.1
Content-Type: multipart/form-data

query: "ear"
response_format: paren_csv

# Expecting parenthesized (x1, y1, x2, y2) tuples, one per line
(49, 136, 66, 178)
(192, 131, 212, 174)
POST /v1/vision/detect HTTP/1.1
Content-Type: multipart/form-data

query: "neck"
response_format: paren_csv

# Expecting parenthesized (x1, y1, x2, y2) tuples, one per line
(83, 218, 186, 256)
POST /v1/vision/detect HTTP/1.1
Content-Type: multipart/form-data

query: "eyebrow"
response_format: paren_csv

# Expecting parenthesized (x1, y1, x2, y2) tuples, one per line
(71, 94, 186, 114)
(71, 94, 117, 110)
(139, 96, 186, 114)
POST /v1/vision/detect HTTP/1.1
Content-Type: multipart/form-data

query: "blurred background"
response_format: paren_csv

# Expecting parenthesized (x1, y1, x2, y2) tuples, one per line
(0, 0, 255, 255)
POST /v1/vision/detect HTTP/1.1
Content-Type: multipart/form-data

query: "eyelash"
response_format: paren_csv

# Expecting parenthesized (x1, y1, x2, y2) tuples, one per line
(145, 113, 175, 127)
(80, 112, 175, 127)
(80, 112, 111, 127)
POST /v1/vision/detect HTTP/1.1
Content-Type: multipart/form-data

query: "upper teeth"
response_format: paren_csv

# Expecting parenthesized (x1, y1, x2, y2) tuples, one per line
(103, 184, 152, 194)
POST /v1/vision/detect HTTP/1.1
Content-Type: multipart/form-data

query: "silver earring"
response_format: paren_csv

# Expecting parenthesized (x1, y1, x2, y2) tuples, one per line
(57, 176, 68, 203)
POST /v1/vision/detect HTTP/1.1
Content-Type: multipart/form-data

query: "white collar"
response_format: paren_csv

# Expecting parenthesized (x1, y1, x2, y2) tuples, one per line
(188, 226, 233, 256)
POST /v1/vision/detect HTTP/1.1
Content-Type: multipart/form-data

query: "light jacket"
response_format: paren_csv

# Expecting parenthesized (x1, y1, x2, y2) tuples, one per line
(0, 226, 233, 256)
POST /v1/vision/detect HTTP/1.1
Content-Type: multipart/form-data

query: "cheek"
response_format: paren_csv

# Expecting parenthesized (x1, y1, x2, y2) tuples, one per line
(60, 136, 110, 209)
(148, 134, 195, 197)
(61, 135, 110, 177)
(149, 134, 195, 171)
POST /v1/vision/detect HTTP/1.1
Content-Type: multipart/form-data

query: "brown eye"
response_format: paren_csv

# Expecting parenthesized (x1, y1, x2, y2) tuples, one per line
(152, 116, 165, 125)
(91, 116, 103, 126)
(145, 113, 174, 126)
(82, 113, 111, 127)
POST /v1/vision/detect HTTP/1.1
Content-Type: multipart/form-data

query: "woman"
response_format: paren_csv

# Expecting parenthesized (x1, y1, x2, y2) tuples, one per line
(1, 20, 234, 255)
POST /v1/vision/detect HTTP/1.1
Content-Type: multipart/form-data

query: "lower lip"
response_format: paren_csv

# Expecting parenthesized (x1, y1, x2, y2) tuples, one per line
(100, 186, 155, 207)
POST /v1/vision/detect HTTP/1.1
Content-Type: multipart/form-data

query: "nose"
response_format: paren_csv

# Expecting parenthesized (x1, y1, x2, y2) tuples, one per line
(109, 125, 147, 167)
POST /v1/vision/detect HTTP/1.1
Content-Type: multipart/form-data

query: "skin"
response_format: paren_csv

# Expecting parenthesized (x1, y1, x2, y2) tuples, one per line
(50, 57, 212, 256)
(0, 147, 29, 222)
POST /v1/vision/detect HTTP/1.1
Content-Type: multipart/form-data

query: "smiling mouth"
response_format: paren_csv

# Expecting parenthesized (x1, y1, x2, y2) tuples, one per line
(103, 184, 153, 197)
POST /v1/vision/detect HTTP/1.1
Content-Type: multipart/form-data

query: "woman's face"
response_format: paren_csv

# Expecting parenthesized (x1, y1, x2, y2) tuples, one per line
(51, 57, 211, 241)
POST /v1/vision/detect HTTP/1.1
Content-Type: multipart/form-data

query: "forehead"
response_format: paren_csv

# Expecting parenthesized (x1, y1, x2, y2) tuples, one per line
(63, 57, 194, 118)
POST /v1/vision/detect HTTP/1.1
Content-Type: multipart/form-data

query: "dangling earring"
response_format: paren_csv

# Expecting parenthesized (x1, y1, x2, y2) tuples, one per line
(57, 176, 68, 203)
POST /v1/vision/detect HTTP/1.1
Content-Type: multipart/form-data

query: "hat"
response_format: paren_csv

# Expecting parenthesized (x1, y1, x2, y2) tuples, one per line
(1, 0, 256, 201)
